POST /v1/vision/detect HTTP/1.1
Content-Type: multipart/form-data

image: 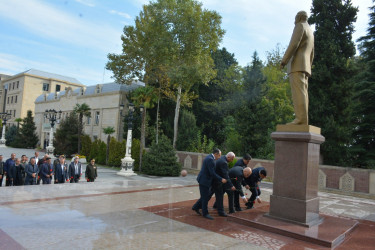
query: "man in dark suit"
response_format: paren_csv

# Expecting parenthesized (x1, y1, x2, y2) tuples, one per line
(213, 152, 236, 216)
(54, 155, 68, 184)
(24, 157, 39, 185)
(37, 154, 48, 183)
(192, 148, 227, 220)
(233, 154, 252, 168)
(9, 158, 25, 186)
(244, 166, 267, 209)
(0, 155, 4, 187)
(40, 157, 53, 184)
(69, 156, 82, 183)
(4, 153, 16, 186)
(228, 166, 251, 213)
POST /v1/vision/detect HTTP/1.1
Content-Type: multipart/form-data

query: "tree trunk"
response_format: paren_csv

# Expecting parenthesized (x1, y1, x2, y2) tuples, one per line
(173, 86, 182, 149)
(139, 108, 146, 172)
(78, 114, 83, 154)
(156, 89, 161, 144)
(106, 135, 110, 165)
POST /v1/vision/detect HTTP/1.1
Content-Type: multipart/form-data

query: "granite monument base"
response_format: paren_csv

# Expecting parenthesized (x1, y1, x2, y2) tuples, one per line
(269, 125, 324, 226)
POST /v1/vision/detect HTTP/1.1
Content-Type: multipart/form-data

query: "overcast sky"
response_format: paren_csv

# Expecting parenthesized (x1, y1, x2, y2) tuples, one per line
(0, 0, 373, 85)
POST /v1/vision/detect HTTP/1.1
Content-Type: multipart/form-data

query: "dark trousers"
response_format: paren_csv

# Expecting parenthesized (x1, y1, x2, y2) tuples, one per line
(192, 184, 211, 216)
(5, 174, 10, 186)
(24, 178, 36, 185)
(71, 175, 80, 183)
(246, 186, 261, 208)
(232, 180, 241, 209)
(213, 184, 226, 214)
(42, 178, 51, 184)
(0, 176, 3, 186)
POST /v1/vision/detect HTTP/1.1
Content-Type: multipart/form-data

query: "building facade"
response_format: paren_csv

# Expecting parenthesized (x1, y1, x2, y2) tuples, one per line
(0, 69, 85, 125)
(34, 81, 144, 148)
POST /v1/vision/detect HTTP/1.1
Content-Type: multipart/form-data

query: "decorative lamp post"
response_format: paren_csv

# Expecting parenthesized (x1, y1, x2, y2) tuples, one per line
(44, 109, 62, 155)
(0, 112, 11, 147)
(139, 104, 144, 172)
(117, 102, 136, 176)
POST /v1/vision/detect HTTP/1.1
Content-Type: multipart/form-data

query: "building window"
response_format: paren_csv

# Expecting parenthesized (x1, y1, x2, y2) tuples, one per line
(56, 84, 61, 92)
(43, 83, 49, 91)
(15, 95, 17, 103)
(95, 111, 100, 125)
(95, 85, 101, 94)
(7, 97, 9, 104)
(11, 96, 13, 103)
(12, 82, 15, 90)
(17, 81, 19, 88)
(87, 115, 91, 125)
(13, 110, 16, 117)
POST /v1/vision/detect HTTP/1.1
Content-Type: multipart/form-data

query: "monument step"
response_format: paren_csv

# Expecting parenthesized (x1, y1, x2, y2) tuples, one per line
(227, 204, 358, 248)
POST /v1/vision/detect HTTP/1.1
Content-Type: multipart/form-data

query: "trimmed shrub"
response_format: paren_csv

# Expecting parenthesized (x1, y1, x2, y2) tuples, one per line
(142, 135, 181, 176)
(108, 137, 126, 167)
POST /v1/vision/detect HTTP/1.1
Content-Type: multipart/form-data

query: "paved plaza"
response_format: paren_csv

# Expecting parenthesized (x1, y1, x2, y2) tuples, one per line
(0, 147, 375, 249)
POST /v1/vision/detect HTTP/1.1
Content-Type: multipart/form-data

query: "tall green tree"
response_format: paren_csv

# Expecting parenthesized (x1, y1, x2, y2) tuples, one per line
(352, 1, 375, 168)
(106, 0, 224, 149)
(192, 47, 240, 146)
(73, 103, 91, 154)
(54, 113, 80, 156)
(235, 52, 274, 158)
(5, 125, 18, 147)
(103, 126, 115, 165)
(15, 110, 38, 148)
(309, 0, 358, 166)
(176, 109, 199, 151)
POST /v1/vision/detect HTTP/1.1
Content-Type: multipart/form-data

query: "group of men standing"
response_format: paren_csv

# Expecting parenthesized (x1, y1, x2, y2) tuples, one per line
(0, 152, 96, 186)
(192, 149, 267, 220)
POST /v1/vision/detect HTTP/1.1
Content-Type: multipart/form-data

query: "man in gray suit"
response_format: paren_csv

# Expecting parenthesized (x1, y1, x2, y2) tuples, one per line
(281, 11, 314, 125)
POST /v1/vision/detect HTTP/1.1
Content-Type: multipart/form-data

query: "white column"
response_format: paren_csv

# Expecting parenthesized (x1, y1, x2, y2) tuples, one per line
(0, 124, 6, 147)
(117, 128, 136, 176)
(46, 126, 54, 154)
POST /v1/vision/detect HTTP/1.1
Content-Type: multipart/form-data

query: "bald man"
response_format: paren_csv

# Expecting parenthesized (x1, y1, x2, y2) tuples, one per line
(228, 166, 251, 213)
(281, 10, 314, 125)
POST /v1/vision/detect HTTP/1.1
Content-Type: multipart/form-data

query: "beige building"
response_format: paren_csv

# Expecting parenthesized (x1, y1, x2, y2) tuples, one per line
(34, 81, 144, 148)
(0, 69, 84, 125)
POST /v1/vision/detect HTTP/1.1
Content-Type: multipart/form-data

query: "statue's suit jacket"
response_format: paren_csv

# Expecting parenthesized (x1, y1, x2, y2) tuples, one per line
(281, 21, 314, 76)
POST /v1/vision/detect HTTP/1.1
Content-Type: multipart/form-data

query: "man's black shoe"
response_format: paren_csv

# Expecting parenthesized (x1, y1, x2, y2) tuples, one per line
(192, 207, 201, 215)
(203, 214, 214, 220)
(235, 207, 242, 212)
(218, 212, 228, 217)
(229, 210, 235, 214)
(246, 205, 253, 210)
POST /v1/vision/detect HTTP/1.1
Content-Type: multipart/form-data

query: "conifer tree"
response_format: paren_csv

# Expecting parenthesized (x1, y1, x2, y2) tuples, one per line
(17, 110, 38, 148)
(352, 1, 375, 168)
(308, 0, 358, 166)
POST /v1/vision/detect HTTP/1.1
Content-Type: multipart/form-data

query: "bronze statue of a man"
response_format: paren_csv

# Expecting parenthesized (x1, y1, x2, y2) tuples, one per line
(280, 11, 314, 125)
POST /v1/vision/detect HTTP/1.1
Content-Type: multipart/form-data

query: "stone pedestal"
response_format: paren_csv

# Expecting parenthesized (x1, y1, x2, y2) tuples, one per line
(268, 125, 325, 227)
(117, 156, 136, 177)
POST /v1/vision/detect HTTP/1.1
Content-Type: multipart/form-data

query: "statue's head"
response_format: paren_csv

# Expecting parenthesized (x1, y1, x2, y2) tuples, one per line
(295, 11, 308, 24)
